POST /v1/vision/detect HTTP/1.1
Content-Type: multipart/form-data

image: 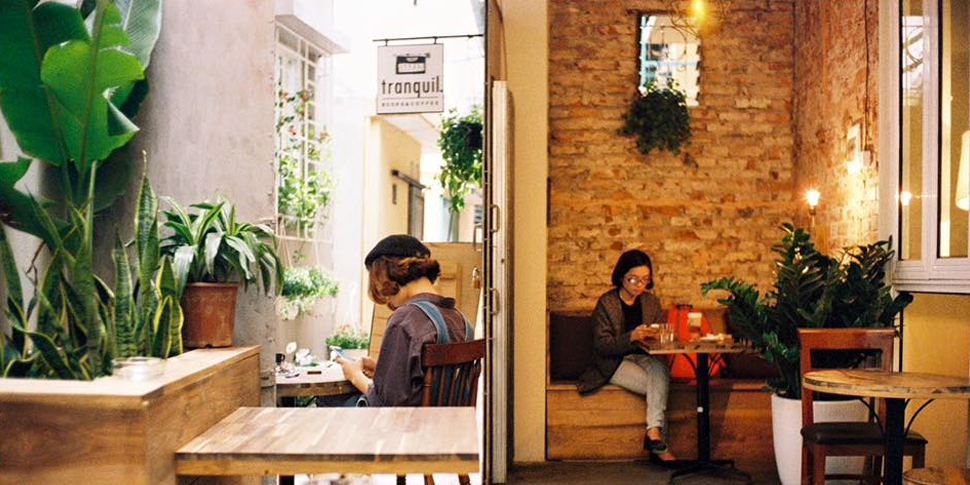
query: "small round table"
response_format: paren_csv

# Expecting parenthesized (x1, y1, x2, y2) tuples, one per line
(275, 365, 355, 405)
(904, 467, 970, 485)
(803, 369, 970, 485)
(641, 339, 753, 483)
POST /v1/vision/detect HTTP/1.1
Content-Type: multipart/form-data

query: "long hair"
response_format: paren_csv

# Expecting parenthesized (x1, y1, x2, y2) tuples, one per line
(367, 256, 441, 305)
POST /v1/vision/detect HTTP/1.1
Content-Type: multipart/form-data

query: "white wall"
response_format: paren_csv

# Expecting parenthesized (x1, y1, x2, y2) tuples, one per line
(97, 0, 279, 372)
(331, 0, 484, 328)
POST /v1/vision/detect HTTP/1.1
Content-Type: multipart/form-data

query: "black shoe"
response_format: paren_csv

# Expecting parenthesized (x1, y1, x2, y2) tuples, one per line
(649, 454, 688, 470)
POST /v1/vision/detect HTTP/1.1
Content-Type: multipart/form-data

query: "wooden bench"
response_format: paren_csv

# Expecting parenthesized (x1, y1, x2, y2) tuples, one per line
(546, 309, 777, 471)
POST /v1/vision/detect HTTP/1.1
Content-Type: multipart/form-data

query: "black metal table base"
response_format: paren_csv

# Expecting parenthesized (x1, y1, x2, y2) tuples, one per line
(656, 353, 752, 483)
(668, 459, 752, 484)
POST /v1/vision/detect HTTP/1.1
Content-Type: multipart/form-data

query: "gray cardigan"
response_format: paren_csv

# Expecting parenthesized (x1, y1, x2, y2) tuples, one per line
(577, 289, 664, 394)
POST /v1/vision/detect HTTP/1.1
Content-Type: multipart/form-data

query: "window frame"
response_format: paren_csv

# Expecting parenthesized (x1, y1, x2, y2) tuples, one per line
(882, 0, 970, 293)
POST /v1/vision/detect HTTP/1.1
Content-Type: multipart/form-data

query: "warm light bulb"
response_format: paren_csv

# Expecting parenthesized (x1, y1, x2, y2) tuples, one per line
(805, 189, 820, 208)
(900, 190, 913, 207)
(691, 0, 706, 22)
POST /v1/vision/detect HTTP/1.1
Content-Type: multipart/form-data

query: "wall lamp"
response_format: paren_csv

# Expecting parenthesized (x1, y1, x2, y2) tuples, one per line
(805, 189, 820, 216)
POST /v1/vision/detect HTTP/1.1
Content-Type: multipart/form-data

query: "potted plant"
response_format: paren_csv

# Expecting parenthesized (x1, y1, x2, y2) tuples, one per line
(277, 266, 339, 320)
(161, 198, 284, 348)
(437, 107, 483, 214)
(325, 324, 370, 361)
(701, 223, 912, 485)
(619, 81, 694, 166)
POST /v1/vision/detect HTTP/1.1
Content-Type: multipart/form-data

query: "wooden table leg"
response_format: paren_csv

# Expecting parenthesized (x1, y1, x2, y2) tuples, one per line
(884, 398, 907, 485)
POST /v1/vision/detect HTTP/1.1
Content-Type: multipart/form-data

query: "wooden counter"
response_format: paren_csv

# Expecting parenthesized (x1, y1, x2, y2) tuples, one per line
(0, 346, 260, 485)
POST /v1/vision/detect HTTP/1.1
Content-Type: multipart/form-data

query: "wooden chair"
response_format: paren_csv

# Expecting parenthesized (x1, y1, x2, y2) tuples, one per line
(799, 328, 927, 485)
(397, 338, 486, 485)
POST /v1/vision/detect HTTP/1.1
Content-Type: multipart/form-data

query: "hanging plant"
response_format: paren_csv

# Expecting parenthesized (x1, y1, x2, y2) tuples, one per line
(619, 82, 693, 160)
(437, 107, 483, 213)
(276, 266, 339, 320)
(275, 89, 336, 233)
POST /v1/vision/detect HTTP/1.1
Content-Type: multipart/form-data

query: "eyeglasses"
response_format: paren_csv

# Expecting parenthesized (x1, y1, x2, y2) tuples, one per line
(625, 275, 651, 286)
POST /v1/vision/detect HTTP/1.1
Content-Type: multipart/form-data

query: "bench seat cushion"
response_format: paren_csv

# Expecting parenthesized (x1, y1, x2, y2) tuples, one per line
(802, 422, 927, 446)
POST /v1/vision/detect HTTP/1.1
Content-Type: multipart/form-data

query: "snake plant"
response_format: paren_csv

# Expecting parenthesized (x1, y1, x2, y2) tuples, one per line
(0, 175, 182, 379)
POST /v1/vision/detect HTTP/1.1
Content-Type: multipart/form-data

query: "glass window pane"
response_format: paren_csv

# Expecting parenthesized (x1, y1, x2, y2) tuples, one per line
(939, 0, 970, 258)
(638, 14, 700, 106)
(900, 0, 925, 260)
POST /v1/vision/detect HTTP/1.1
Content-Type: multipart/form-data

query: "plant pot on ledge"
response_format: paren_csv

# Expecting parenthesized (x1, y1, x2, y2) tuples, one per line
(182, 282, 240, 348)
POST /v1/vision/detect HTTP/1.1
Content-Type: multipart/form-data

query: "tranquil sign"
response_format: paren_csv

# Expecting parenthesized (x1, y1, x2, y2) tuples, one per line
(377, 44, 444, 114)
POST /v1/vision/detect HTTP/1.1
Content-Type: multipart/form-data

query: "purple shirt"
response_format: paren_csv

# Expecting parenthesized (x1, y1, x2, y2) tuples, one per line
(365, 293, 469, 407)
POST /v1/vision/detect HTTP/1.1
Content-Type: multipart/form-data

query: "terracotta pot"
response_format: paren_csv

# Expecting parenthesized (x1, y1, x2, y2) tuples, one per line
(181, 283, 239, 348)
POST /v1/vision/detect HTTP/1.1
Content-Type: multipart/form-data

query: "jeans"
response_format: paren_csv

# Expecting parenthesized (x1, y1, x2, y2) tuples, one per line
(609, 354, 670, 430)
(316, 392, 368, 407)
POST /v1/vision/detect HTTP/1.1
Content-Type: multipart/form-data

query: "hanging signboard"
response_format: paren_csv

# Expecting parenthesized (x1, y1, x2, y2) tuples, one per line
(377, 43, 444, 114)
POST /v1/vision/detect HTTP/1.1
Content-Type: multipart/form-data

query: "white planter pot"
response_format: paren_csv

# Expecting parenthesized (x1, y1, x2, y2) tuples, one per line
(772, 393, 868, 485)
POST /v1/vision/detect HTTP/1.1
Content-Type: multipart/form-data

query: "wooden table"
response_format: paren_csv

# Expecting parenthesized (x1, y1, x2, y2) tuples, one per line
(641, 339, 752, 483)
(904, 467, 970, 485)
(804, 370, 970, 485)
(275, 364, 356, 403)
(175, 407, 480, 476)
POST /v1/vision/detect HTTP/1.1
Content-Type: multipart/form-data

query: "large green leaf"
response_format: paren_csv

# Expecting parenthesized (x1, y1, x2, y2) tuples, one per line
(108, 0, 160, 110)
(0, 157, 58, 240)
(0, 0, 87, 166)
(0, 221, 24, 308)
(24, 325, 80, 379)
(40, 1, 144, 174)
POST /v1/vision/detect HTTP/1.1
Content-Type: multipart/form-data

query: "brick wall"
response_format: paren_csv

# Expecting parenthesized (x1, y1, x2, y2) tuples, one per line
(793, 0, 880, 251)
(547, 0, 797, 311)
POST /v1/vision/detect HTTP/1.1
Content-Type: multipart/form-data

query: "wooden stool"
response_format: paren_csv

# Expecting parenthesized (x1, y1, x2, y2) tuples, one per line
(905, 468, 970, 485)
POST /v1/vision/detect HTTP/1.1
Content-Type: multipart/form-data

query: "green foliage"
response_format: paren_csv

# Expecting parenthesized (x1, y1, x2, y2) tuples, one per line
(278, 266, 339, 320)
(160, 198, 284, 295)
(0, 174, 182, 380)
(701, 223, 913, 399)
(0, 0, 161, 233)
(437, 107, 483, 214)
(619, 82, 692, 158)
(325, 324, 370, 350)
(276, 89, 335, 232)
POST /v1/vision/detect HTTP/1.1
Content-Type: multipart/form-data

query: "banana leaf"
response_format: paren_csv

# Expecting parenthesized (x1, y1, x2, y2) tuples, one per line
(0, 0, 87, 166)
(0, 158, 58, 240)
(40, 1, 144, 176)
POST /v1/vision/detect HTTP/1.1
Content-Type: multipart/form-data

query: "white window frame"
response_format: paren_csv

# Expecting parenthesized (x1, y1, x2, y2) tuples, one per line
(274, 23, 334, 242)
(880, 0, 970, 293)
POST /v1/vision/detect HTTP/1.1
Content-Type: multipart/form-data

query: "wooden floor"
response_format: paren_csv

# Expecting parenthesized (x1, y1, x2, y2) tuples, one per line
(295, 461, 783, 484)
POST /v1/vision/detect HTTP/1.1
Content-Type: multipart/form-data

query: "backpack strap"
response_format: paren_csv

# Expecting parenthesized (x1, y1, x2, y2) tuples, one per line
(408, 300, 473, 342)
(407, 299, 473, 405)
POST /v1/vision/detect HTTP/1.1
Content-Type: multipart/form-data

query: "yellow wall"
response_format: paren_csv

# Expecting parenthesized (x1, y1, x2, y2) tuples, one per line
(498, 0, 548, 463)
(361, 117, 422, 325)
(902, 293, 970, 466)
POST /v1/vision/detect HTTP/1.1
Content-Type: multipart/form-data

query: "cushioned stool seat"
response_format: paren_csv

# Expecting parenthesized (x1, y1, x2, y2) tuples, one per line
(802, 421, 927, 446)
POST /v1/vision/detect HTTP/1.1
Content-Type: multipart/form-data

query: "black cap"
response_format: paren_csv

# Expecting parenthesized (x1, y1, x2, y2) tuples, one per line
(364, 234, 431, 268)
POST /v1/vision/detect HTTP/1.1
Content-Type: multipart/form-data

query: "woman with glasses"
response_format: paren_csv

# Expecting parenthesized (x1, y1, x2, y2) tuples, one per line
(577, 249, 676, 465)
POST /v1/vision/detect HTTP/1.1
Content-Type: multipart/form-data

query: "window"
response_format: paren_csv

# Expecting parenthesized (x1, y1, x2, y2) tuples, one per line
(889, 0, 970, 292)
(637, 13, 701, 106)
(275, 24, 335, 240)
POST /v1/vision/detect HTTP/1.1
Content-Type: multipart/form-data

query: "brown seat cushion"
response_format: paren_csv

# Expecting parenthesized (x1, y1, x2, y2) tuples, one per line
(549, 312, 593, 381)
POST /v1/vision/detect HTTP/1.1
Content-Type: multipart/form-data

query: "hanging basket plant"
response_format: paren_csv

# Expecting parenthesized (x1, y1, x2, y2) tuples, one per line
(437, 107, 483, 213)
(619, 82, 693, 159)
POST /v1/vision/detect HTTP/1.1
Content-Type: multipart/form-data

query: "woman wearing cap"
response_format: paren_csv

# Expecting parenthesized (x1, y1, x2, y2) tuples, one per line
(577, 249, 676, 464)
(335, 234, 472, 407)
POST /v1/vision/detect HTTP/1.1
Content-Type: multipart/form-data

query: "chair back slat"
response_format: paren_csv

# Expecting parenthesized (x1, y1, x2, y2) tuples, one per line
(420, 339, 486, 407)
(797, 328, 895, 428)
